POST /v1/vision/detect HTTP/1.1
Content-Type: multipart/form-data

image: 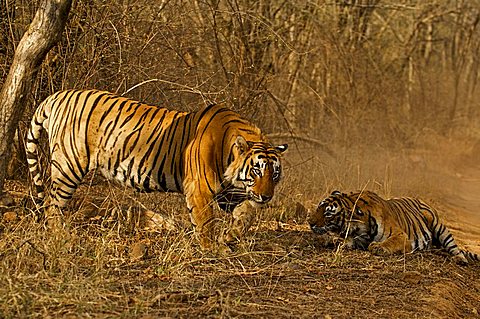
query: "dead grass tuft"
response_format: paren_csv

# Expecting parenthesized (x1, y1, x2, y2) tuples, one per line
(1, 135, 480, 318)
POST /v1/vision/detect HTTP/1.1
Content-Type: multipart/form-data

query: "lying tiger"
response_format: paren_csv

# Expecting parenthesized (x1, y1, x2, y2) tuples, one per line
(308, 190, 479, 264)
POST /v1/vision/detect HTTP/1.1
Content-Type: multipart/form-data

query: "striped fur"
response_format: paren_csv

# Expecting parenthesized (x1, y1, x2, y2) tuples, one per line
(308, 190, 479, 264)
(26, 89, 287, 248)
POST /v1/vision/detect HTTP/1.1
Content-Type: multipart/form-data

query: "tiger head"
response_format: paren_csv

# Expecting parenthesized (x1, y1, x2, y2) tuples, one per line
(224, 136, 288, 206)
(308, 191, 372, 248)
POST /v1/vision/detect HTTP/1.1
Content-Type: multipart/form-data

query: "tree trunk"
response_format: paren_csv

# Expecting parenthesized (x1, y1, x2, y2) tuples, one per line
(0, 0, 72, 196)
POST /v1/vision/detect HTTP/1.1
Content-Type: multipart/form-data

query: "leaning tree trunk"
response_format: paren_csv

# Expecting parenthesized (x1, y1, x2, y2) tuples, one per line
(0, 0, 72, 197)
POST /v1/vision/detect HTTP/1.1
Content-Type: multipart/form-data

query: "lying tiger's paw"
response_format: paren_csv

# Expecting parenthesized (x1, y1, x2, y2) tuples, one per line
(340, 237, 358, 250)
(368, 242, 392, 256)
(312, 233, 337, 248)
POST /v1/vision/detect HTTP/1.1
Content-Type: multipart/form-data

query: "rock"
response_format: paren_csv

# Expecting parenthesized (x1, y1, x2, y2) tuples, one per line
(401, 271, 422, 284)
(2, 211, 18, 222)
(129, 241, 148, 260)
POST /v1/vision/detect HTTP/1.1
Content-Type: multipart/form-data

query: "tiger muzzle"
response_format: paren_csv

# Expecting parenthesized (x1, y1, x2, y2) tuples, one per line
(310, 223, 339, 235)
(249, 192, 273, 204)
(310, 224, 327, 235)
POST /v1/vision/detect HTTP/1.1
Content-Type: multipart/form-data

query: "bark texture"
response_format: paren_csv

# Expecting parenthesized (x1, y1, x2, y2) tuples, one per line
(0, 0, 72, 195)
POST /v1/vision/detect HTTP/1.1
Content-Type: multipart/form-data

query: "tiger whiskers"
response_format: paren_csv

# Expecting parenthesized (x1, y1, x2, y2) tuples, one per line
(332, 186, 369, 262)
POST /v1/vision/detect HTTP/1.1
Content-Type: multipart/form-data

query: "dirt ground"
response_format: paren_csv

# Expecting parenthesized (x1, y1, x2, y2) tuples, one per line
(0, 133, 479, 318)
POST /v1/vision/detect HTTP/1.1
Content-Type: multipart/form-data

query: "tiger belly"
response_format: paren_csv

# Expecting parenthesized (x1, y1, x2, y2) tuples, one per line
(98, 162, 182, 193)
(372, 222, 433, 252)
(411, 234, 432, 251)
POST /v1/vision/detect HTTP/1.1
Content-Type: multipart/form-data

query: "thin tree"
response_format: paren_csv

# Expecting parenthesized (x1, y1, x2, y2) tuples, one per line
(0, 0, 72, 199)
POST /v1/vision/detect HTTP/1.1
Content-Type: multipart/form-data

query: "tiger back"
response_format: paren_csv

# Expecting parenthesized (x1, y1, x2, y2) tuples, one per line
(309, 190, 479, 264)
(26, 89, 288, 249)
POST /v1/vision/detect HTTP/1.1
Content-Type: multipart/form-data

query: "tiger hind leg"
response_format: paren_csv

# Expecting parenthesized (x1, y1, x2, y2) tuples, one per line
(460, 250, 479, 264)
(433, 222, 470, 263)
(26, 117, 47, 218)
(45, 162, 85, 226)
(368, 231, 412, 256)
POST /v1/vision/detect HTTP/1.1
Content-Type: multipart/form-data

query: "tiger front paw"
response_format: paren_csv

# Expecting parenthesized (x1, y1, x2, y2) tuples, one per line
(196, 223, 239, 254)
(195, 223, 217, 251)
(197, 232, 214, 251)
(218, 227, 241, 247)
(332, 236, 357, 250)
(368, 242, 392, 256)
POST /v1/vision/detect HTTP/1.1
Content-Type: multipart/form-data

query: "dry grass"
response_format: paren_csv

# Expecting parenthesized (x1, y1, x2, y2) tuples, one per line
(1, 134, 480, 318)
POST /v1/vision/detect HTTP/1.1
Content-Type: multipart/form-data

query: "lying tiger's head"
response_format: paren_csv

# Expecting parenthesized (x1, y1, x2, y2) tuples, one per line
(225, 136, 288, 205)
(308, 190, 372, 248)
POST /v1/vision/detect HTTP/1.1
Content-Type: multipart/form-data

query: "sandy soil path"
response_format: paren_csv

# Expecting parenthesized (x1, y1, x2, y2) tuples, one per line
(441, 162, 480, 255)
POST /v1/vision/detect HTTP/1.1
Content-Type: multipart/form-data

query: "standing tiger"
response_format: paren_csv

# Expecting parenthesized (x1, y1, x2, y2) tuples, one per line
(26, 89, 288, 249)
(308, 190, 479, 264)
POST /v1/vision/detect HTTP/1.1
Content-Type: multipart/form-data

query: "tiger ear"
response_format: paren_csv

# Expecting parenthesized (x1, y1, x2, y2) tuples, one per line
(275, 144, 288, 154)
(331, 190, 342, 196)
(235, 136, 250, 154)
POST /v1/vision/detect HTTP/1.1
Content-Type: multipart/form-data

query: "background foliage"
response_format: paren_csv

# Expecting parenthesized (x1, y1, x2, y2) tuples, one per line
(2, 0, 480, 149)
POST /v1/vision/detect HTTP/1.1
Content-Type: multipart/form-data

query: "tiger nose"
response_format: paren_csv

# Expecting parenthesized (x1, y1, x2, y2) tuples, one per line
(260, 194, 272, 202)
